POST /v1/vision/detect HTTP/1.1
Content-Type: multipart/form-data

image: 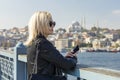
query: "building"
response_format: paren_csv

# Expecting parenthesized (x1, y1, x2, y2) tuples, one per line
(55, 39, 72, 50)
(104, 33, 120, 41)
(0, 36, 5, 46)
(68, 21, 82, 33)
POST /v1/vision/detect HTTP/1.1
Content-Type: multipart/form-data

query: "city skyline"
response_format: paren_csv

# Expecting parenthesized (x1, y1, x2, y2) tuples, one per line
(0, 0, 120, 30)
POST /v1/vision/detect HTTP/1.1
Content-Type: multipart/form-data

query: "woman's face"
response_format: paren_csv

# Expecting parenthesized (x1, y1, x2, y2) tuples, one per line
(47, 21, 56, 35)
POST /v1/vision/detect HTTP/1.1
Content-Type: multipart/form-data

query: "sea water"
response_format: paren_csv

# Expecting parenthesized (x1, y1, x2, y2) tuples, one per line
(67, 52, 120, 80)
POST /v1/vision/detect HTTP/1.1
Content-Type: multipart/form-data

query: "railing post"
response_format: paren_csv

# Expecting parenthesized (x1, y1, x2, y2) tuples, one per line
(77, 77, 80, 80)
(64, 73, 68, 79)
(15, 42, 27, 54)
(15, 42, 27, 80)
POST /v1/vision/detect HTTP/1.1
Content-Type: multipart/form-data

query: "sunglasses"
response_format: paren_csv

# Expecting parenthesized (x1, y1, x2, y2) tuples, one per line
(49, 21, 56, 27)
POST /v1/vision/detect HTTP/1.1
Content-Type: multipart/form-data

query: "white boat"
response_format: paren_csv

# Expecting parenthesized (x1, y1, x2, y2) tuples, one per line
(80, 48, 87, 53)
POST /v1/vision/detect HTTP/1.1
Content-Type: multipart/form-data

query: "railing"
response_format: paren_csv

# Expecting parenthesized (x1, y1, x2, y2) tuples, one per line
(0, 42, 120, 80)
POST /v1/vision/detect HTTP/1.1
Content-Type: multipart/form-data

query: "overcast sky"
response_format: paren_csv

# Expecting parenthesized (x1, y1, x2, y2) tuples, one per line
(0, 0, 120, 29)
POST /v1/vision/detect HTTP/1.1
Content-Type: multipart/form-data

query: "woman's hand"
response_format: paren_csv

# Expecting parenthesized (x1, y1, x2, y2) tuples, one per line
(65, 52, 77, 58)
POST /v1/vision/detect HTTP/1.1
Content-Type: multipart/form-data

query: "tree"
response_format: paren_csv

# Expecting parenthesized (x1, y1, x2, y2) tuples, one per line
(91, 26, 97, 31)
(7, 41, 12, 48)
(115, 43, 119, 48)
(1, 41, 7, 49)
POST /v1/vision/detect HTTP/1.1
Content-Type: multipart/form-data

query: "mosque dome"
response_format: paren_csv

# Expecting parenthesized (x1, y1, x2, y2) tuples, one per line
(68, 21, 82, 33)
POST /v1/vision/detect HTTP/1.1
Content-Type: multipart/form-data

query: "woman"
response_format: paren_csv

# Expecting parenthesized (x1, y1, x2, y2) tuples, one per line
(25, 11, 77, 80)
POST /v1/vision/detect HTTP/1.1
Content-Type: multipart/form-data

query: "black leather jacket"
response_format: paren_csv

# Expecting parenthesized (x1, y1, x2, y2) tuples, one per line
(27, 35, 77, 77)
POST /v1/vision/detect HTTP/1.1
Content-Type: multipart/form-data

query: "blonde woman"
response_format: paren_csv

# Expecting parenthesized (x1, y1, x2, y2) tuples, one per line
(25, 11, 77, 80)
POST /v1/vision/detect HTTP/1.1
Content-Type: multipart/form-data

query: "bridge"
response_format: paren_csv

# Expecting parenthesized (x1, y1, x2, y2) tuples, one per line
(0, 42, 120, 80)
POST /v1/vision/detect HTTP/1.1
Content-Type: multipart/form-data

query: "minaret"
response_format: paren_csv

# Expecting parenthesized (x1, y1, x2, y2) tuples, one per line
(81, 17, 83, 28)
(83, 16, 86, 29)
(80, 16, 86, 33)
(96, 20, 99, 28)
(96, 20, 99, 35)
(81, 16, 86, 30)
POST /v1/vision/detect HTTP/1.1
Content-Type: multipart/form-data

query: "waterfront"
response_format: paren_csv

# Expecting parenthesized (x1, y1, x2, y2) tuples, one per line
(77, 52, 120, 71)
(67, 52, 120, 80)
(0, 50, 120, 80)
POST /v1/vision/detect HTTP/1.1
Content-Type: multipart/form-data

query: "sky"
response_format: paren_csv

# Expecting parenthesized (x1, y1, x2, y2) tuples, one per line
(0, 0, 120, 30)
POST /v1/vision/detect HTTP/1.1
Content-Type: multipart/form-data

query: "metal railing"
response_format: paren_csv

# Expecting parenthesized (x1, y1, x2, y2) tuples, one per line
(0, 42, 120, 80)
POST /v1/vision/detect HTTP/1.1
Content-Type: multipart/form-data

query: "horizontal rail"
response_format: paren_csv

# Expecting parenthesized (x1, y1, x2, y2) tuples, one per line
(1, 46, 120, 80)
(17, 54, 120, 80)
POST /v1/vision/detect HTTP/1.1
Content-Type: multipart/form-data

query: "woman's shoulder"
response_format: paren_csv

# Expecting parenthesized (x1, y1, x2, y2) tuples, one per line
(35, 37, 49, 45)
(35, 38, 53, 50)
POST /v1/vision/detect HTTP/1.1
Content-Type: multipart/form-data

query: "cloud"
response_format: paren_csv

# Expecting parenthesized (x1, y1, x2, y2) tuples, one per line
(112, 10, 120, 15)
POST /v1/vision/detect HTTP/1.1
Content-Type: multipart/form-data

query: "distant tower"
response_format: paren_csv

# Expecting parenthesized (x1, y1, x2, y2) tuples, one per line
(96, 20, 99, 28)
(83, 16, 86, 29)
(81, 16, 86, 29)
(81, 17, 83, 28)
(96, 20, 100, 36)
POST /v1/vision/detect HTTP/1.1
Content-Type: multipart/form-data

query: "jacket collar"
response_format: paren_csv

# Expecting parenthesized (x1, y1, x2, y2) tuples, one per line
(36, 34, 46, 39)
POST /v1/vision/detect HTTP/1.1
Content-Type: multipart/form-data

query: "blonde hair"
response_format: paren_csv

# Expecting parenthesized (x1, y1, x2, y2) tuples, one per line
(25, 11, 52, 46)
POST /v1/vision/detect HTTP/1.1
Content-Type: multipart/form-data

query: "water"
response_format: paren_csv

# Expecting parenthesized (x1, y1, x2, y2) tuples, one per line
(67, 52, 120, 80)
(77, 52, 120, 70)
